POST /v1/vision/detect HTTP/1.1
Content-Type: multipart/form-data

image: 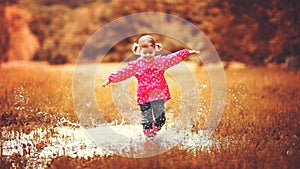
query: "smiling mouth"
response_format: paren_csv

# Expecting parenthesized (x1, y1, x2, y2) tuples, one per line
(143, 55, 154, 61)
(144, 57, 152, 60)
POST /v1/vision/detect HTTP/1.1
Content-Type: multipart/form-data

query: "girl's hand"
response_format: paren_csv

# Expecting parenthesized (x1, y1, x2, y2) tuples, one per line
(101, 79, 110, 87)
(188, 50, 201, 54)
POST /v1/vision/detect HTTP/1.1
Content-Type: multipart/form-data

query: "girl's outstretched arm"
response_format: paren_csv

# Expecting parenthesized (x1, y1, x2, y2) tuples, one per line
(161, 49, 200, 70)
(101, 62, 137, 87)
(188, 50, 201, 55)
(101, 79, 110, 87)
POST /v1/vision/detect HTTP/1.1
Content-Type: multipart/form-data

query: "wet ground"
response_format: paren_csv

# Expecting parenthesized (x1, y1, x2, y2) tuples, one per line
(1, 118, 218, 168)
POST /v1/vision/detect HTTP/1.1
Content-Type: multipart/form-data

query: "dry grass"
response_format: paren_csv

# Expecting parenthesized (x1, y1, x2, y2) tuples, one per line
(0, 62, 299, 169)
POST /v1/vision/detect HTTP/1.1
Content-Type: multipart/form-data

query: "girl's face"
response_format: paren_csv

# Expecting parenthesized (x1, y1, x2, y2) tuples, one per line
(140, 46, 155, 62)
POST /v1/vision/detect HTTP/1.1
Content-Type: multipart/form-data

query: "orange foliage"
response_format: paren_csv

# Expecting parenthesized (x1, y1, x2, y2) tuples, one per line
(5, 5, 40, 61)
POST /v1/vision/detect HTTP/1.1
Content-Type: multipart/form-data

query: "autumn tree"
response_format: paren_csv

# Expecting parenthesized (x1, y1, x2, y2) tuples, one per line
(0, 0, 18, 65)
(0, 2, 10, 65)
(210, 0, 300, 65)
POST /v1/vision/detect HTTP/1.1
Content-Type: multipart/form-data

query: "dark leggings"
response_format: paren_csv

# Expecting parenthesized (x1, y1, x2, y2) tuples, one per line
(140, 99, 166, 129)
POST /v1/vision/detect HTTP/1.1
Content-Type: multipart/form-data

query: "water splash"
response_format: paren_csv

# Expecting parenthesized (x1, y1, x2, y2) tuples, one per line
(1, 118, 219, 167)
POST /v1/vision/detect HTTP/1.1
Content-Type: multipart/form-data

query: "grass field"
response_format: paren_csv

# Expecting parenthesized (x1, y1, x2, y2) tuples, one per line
(0, 61, 299, 169)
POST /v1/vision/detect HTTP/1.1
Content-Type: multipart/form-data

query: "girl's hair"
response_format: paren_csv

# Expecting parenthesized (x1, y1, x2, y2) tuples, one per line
(138, 35, 156, 48)
(132, 35, 162, 55)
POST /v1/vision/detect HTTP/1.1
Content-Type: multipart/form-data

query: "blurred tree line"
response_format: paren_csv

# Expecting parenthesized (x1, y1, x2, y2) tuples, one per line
(0, 0, 15, 64)
(0, 0, 299, 65)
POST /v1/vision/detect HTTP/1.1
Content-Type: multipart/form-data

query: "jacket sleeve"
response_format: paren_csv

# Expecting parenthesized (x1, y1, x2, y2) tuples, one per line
(108, 62, 137, 83)
(161, 49, 190, 70)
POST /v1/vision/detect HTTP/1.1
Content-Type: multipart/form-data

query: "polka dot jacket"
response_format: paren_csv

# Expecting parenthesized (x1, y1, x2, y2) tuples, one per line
(108, 49, 190, 104)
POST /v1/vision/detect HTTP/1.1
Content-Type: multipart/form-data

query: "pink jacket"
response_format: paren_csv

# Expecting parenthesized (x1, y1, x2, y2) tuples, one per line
(108, 49, 190, 104)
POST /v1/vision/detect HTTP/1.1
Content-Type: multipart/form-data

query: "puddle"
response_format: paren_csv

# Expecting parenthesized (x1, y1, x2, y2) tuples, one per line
(1, 120, 219, 168)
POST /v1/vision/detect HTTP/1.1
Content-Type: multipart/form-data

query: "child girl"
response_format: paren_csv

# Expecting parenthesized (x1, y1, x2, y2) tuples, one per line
(102, 35, 200, 137)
